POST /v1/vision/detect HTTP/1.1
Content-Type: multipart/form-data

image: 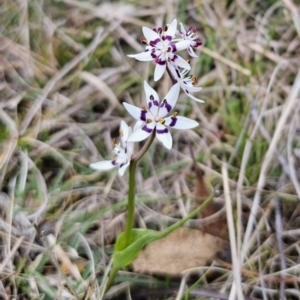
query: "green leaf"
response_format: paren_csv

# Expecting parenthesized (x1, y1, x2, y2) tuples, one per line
(104, 196, 213, 293)
(111, 195, 213, 272)
(113, 228, 160, 270)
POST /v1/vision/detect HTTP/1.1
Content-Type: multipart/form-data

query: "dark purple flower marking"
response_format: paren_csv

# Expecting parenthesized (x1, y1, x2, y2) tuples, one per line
(171, 54, 178, 62)
(148, 99, 159, 110)
(193, 39, 202, 48)
(112, 160, 118, 166)
(168, 116, 177, 127)
(169, 44, 177, 52)
(151, 51, 157, 58)
(149, 95, 160, 107)
(155, 57, 166, 65)
(140, 110, 147, 121)
(142, 124, 153, 133)
(119, 161, 128, 168)
(156, 27, 163, 34)
(149, 38, 161, 47)
(188, 26, 197, 34)
(160, 100, 172, 112)
(157, 127, 168, 134)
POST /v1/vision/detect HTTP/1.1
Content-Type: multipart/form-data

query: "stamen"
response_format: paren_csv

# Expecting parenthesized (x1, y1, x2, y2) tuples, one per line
(119, 129, 123, 135)
(112, 138, 117, 146)
(140, 38, 148, 45)
(146, 119, 153, 123)
(173, 111, 178, 117)
(190, 75, 198, 85)
(159, 119, 166, 124)
(186, 59, 190, 64)
(142, 105, 147, 111)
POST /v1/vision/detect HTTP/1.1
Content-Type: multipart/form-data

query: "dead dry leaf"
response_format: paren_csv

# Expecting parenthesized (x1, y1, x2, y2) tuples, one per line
(132, 227, 228, 275)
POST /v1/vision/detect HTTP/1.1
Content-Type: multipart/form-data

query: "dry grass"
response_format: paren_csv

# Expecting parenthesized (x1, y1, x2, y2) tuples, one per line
(0, 0, 300, 299)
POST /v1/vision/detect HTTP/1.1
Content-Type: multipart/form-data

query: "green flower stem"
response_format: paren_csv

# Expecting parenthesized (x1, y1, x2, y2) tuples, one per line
(123, 160, 137, 248)
(123, 130, 156, 248)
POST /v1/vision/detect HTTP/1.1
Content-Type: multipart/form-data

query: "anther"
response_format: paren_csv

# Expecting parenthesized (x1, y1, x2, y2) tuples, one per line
(190, 75, 198, 85)
(140, 38, 148, 45)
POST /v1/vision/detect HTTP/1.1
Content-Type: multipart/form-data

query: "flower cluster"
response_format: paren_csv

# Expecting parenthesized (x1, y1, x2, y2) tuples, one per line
(90, 120, 134, 176)
(123, 81, 199, 150)
(128, 19, 204, 103)
(90, 19, 203, 176)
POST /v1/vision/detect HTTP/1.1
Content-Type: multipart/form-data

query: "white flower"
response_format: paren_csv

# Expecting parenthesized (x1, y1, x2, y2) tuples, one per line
(175, 23, 202, 58)
(90, 120, 134, 176)
(168, 64, 204, 103)
(128, 19, 191, 81)
(123, 81, 199, 150)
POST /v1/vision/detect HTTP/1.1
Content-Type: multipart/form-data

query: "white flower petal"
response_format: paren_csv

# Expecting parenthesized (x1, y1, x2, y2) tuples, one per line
(183, 91, 205, 103)
(133, 120, 145, 132)
(179, 23, 186, 35)
(183, 85, 203, 92)
(167, 63, 178, 79)
(187, 47, 198, 58)
(156, 123, 172, 149)
(127, 141, 135, 155)
(174, 40, 192, 52)
(158, 83, 180, 118)
(128, 122, 155, 142)
(165, 19, 177, 39)
(171, 55, 191, 70)
(154, 63, 166, 81)
(144, 81, 160, 115)
(123, 102, 150, 122)
(128, 51, 153, 61)
(164, 115, 199, 129)
(142, 26, 161, 43)
(118, 161, 130, 176)
(120, 120, 130, 141)
(90, 160, 115, 171)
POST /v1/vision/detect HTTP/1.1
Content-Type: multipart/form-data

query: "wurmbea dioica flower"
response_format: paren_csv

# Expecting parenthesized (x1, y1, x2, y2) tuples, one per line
(174, 23, 202, 58)
(168, 64, 204, 103)
(90, 120, 134, 176)
(128, 19, 191, 81)
(123, 81, 199, 150)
